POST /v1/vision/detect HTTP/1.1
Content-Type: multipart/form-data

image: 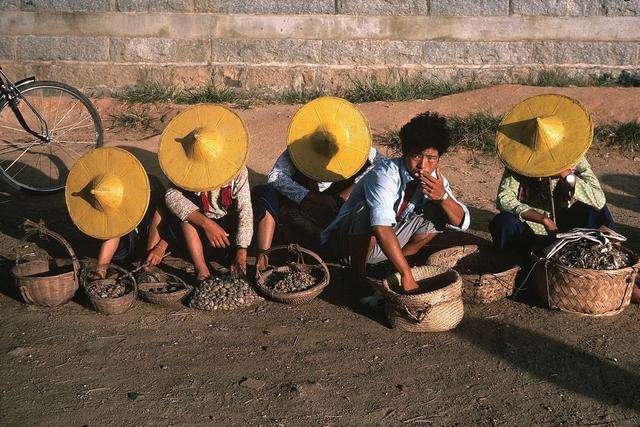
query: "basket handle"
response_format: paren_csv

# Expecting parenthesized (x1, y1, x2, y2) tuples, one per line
(83, 263, 137, 294)
(402, 304, 432, 323)
(19, 219, 81, 278)
(256, 243, 328, 281)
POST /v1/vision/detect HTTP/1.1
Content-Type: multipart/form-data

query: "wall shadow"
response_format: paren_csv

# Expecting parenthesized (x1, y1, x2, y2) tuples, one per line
(455, 317, 640, 412)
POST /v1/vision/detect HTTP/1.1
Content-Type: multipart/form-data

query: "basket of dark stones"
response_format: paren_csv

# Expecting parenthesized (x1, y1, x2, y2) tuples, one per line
(255, 244, 330, 305)
(189, 272, 263, 311)
(531, 237, 640, 316)
(137, 271, 193, 307)
(82, 264, 137, 315)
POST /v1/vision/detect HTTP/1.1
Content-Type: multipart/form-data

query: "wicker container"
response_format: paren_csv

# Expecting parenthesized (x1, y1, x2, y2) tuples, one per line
(83, 264, 137, 315)
(138, 272, 193, 307)
(531, 249, 640, 317)
(427, 245, 521, 304)
(12, 220, 80, 307)
(379, 265, 464, 333)
(255, 244, 330, 305)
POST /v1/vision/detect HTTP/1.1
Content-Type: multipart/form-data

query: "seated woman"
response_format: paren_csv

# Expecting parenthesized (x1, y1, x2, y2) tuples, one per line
(164, 166, 252, 281)
(488, 94, 615, 255)
(157, 103, 253, 282)
(252, 97, 385, 267)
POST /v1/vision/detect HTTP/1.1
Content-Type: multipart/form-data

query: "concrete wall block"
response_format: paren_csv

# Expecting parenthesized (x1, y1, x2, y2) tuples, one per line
(531, 41, 638, 65)
(211, 39, 322, 64)
(321, 40, 424, 65)
(21, 0, 114, 11)
(511, 0, 602, 16)
(0, 0, 20, 9)
(116, 0, 193, 12)
(18, 36, 109, 61)
(602, 0, 640, 15)
(204, 0, 335, 14)
(423, 41, 533, 65)
(0, 36, 16, 59)
(336, 0, 428, 16)
(430, 0, 509, 16)
(110, 38, 210, 63)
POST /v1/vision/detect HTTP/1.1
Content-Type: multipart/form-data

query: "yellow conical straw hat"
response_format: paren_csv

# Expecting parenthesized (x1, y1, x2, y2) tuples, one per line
(287, 96, 372, 182)
(496, 94, 593, 178)
(65, 147, 150, 240)
(159, 104, 249, 192)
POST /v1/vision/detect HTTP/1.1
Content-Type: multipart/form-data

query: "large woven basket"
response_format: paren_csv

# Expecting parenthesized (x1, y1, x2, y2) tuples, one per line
(379, 265, 464, 333)
(83, 264, 137, 315)
(12, 220, 80, 307)
(255, 244, 330, 305)
(531, 249, 639, 317)
(138, 271, 193, 307)
(427, 245, 520, 304)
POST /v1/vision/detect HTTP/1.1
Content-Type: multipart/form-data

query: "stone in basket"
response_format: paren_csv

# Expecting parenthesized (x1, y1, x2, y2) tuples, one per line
(255, 244, 330, 305)
(12, 219, 80, 307)
(531, 246, 639, 317)
(377, 265, 464, 333)
(82, 264, 137, 315)
(137, 271, 193, 307)
(427, 245, 521, 304)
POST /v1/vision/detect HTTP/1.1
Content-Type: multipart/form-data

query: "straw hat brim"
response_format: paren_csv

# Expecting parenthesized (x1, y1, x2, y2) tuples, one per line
(287, 96, 372, 183)
(496, 94, 593, 178)
(65, 147, 150, 240)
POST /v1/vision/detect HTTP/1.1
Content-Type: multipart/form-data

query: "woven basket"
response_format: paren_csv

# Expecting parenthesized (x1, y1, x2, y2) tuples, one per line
(427, 245, 521, 304)
(255, 244, 330, 305)
(83, 264, 137, 315)
(378, 265, 464, 333)
(12, 220, 80, 307)
(531, 248, 640, 317)
(138, 272, 193, 307)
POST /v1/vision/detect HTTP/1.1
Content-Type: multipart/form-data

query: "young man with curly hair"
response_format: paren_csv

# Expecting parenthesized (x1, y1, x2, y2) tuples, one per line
(321, 112, 470, 294)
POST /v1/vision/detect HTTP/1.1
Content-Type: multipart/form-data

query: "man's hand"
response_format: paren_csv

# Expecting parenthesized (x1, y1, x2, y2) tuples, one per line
(203, 219, 230, 248)
(400, 270, 420, 294)
(417, 168, 446, 201)
(145, 244, 166, 267)
(231, 248, 247, 275)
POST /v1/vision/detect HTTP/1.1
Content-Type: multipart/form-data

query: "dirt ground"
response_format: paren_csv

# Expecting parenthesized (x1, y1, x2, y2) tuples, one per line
(1, 85, 639, 426)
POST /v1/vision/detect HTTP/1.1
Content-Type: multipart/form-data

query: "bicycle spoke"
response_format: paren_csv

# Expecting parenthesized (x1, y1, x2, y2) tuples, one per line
(9, 158, 29, 180)
(53, 98, 81, 130)
(4, 141, 39, 172)
(52, 141, 84, 161)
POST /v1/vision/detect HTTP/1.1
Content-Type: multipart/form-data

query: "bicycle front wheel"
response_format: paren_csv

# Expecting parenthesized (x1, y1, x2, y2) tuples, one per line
(0, 80, 104, 192)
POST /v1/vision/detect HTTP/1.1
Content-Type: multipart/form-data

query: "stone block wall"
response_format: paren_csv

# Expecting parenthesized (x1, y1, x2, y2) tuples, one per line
(0, 0, 638, 93)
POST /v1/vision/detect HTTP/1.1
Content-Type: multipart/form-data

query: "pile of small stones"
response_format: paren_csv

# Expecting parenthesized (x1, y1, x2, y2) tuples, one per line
(87, 281, 127, 298)
(263, 264, 322, 293)
(553, 240, 633, 270)
(189, 274, 262, 311)
(148, 284, 185, 294)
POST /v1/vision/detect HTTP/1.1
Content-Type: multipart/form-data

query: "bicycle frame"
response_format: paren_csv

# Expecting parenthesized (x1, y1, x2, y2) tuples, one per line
(0, 66, 50, 142)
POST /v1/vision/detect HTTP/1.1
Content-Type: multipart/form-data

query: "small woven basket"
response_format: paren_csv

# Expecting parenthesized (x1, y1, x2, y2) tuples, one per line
(138, 272, 193, 307)
(427, 245, 521, 304)
(378, 265, 464, 333)
(255, 244, 330, 305)
(531, 248, 640, 317)
(12, 220, 80, 307)
(83, 264, 137, 315)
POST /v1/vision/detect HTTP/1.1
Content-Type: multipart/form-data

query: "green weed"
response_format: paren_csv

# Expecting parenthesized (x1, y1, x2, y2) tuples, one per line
(117, 82, 176, 103)
(110, 110, 154, 130)
(595, 121, 640, 151)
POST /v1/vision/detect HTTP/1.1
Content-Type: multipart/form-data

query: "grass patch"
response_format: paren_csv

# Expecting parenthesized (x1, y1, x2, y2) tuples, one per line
(110, 110, 154, 130)
(175, 83, 251, 106)
(276, 88, 327, 104)
(343, 75, 479, 103)
(595, 121, 640, 151)
(117, 82, 177, 103)
(523, 69, 640, 88)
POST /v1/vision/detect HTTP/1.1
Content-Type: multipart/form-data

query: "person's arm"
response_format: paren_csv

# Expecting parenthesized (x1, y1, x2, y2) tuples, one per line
(145, 208, 169, 267)
(418, 169, 468, 229)
(267, 151, 310, 204)
(571, 158, 606, 209)
(520, 209, 558, 234)
(496, 170, 533, 218)
(364, 169, 418, 292)
(232, 168, 253, 274)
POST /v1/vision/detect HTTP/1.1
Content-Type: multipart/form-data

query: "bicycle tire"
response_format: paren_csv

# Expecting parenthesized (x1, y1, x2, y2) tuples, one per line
(0, 80, 104, 192)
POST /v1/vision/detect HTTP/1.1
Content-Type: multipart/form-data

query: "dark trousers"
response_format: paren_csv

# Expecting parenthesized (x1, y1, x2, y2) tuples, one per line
(489, 202, 615, 252)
